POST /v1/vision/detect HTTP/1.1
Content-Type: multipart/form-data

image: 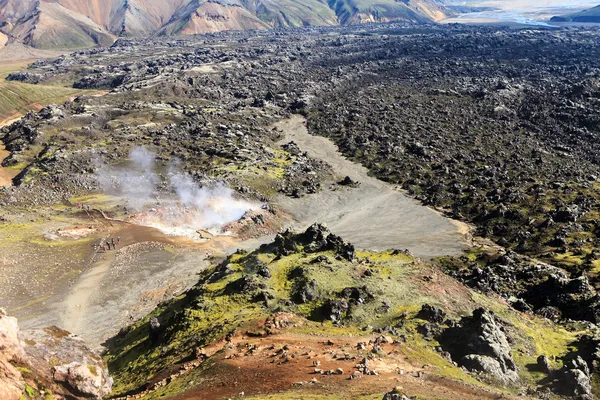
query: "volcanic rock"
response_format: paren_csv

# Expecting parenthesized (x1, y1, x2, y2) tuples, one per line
(0, 310, 112, 400)
(439, 308, 518, 384)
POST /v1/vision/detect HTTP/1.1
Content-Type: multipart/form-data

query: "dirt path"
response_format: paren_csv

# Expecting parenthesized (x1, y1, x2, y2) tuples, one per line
(61, 223, 122, 335)
(274, 115, 470, 258)
(0, 143, 16, 186)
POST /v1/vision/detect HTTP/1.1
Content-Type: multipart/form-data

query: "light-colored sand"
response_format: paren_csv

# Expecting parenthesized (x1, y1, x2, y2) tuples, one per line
(273, 115, 470, 258)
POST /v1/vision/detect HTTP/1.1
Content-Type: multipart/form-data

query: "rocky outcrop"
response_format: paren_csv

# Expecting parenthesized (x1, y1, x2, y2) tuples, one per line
(271, 223, 355, 261)
(52, 362, 112, 399)
(554, 356, 593, 400)
(416, 304, 446, 323)
(0, 311, 25, 400)
(439, 308, 518, 385)
(0, 310, 112, 400)
(382, 386, 411, 400)
(448, 250, 600, 324)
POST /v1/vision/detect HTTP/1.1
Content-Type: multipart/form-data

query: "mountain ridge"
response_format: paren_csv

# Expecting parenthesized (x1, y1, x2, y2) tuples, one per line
(551, 4, 600, 23)
(0, 0, 453, 50)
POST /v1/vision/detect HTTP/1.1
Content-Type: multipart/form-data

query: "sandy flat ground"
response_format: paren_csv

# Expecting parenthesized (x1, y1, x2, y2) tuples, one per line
(274, 116, 470, 258)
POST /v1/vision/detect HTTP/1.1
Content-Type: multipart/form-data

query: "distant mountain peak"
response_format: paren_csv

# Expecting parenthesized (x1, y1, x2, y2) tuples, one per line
(551, 4, 600, 23)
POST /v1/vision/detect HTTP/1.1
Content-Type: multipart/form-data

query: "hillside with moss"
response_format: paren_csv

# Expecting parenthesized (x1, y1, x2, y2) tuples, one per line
(102, 224, 595, 399)
(0, 61, 85, 125)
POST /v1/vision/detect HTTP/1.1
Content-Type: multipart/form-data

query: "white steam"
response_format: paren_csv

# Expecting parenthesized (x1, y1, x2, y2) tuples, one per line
(95, 146, 259, 235)
(169, 172, 256, 228)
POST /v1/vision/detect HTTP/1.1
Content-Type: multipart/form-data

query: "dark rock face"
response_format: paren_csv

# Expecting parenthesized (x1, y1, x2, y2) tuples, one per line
(555, 356, 593, 400)
(73, 73, 127, 89)
(525, 275, 600, 322)
(321, 299, 349, 322)
(292, 279, 318, 304)
(416, 304, 446, 323)
(439, 308, 518, 384)
(271, 223, 355, 261)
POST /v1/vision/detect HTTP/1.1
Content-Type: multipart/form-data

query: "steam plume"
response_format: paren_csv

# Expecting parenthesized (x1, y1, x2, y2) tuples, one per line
(95, 146, 258, 234)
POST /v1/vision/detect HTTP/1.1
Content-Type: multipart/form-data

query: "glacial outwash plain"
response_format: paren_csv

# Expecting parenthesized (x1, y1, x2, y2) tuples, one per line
(2, 1, 600, 399)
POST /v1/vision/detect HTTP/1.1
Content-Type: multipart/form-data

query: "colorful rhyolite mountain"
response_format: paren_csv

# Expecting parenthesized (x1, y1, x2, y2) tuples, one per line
(0, 0, 452, 49)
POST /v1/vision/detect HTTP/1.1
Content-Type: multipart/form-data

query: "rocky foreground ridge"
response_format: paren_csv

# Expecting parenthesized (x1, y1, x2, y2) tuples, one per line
(0, 309, 112, 400)
(102, 224, 599, 399)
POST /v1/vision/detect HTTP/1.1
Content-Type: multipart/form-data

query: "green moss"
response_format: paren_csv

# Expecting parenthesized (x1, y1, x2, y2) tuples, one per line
(23, 384, 38, 399)
(87, 365, 98, 376)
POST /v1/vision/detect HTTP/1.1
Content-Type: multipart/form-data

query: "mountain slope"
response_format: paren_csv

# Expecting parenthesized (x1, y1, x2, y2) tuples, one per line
(157, 0, 270, 36)
(330, 0, 448, 24)
(12, 1, 116, 50)
(108, 0, 164, 37)
(241, 0, 338, 28)
(0, 0, 452, 50)
(551, 4, 600, 23)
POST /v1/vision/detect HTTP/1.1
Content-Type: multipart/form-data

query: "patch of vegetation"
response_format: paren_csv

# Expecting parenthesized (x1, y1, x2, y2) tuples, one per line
(0, 60, 90, 124)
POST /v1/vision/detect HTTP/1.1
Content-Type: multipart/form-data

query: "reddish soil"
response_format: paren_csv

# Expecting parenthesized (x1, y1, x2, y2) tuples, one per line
(170, 330, 514, 400)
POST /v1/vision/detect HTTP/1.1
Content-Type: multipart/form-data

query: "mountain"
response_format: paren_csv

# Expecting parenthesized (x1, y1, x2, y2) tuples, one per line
(156, 0, 270, 36)
(551, 4, 600, 23)
(0, 0, 453, 50)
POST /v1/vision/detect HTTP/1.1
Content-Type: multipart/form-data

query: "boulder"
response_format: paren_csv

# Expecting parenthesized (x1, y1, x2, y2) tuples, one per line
(417, 304, 446, 323)
(557, 368, 592, 399)
(0, 311, 25, 400)
(19, 324, 113, 400)
(537, 355, 551, 374)
(321, 299, 349, 322)
(292, 279, 318, 304)
(461, 354, 513, 382)
(338, 176, 360, 187)
(382, 386, 411, 400)
(53, 362, 112, 399)
(439, 308, 518, 384)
